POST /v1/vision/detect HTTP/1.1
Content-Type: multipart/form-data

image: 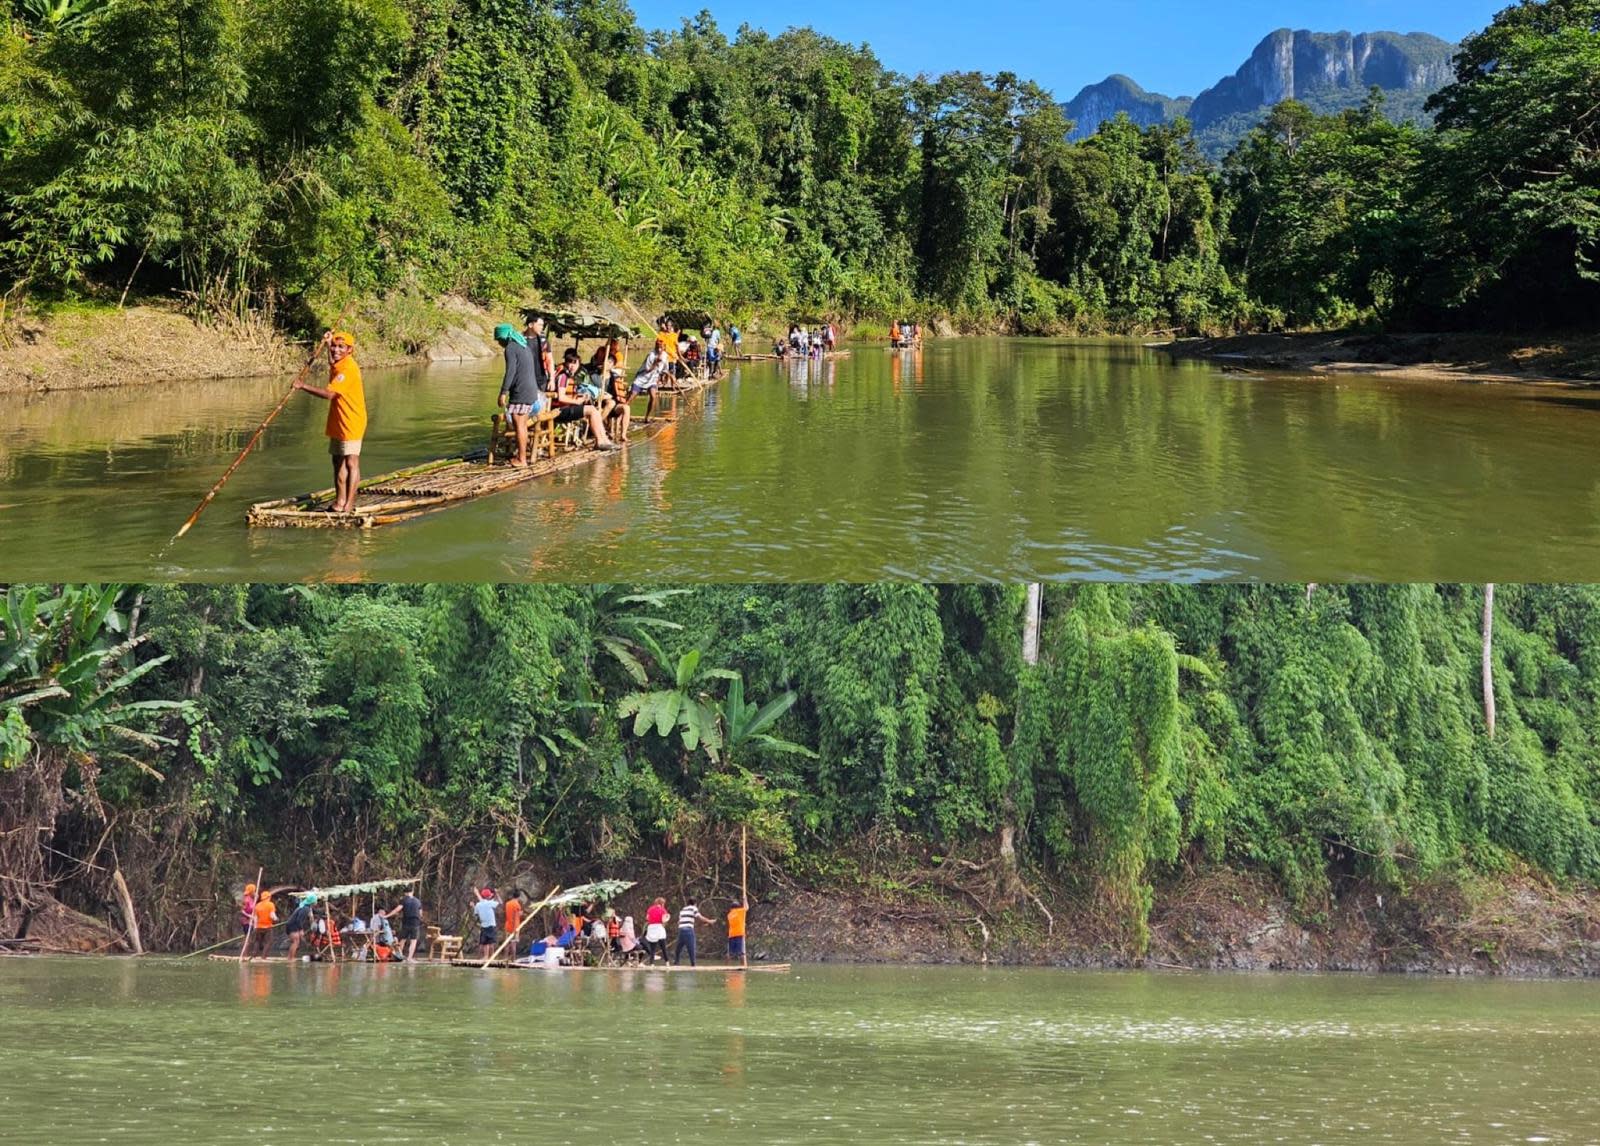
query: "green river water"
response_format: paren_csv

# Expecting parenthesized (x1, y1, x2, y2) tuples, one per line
(3, 340, 1600, 583)
(0, 959, 1596, 1144)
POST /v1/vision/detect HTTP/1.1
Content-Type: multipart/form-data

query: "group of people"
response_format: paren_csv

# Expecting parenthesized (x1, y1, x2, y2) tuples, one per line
(774, 323, 837, 358)
(652, 317, 738, 378)
(474, 889, 750, 968)
(239, 883, 424, 963)
(890, 321, 922, 349)
(493, 315, 631, 467)
(491, 315, 746, 469)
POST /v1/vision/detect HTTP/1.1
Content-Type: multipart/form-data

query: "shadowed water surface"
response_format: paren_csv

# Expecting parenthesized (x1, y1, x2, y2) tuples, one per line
(0, 959, 1597, 1144)
(3, 340, 1598, 581)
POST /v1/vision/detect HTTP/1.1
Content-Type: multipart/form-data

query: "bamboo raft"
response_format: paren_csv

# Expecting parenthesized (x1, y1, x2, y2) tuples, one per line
(247, 380, 717, 529)
(461, 959, 791, 974)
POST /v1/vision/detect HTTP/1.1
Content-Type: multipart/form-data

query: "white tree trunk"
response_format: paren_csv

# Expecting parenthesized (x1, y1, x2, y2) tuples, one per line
(1022, 584, 1042, 667)
(111, 868, 143, 955)
(1482, 584, 1496, 739)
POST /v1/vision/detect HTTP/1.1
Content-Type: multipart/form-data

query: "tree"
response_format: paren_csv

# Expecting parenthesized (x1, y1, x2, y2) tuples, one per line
(1416, 0, 1600, 323)
(0, 585, 187, 941)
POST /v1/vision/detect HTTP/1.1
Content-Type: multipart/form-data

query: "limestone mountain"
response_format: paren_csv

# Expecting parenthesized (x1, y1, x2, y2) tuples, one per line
(1064, 29, 1458, 156)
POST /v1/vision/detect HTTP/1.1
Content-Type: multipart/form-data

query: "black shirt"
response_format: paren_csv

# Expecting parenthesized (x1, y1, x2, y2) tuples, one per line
(401, 894, 421, 925)
(529, 334, 551, 389)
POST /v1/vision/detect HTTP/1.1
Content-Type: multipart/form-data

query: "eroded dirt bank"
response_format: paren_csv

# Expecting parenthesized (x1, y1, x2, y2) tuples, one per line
(16, 858, 1597, 979)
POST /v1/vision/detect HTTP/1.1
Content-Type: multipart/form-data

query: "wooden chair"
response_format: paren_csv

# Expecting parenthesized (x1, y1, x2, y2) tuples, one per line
(426, 925, 463, 962)
(488, 410, 557, 466)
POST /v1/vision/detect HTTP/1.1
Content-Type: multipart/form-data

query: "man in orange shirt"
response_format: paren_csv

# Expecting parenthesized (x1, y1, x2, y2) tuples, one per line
(725, 899, 748, 968)
(503, 893, 524, 957)
(250, 891, 277, 959)
(294, 330, 367, 514)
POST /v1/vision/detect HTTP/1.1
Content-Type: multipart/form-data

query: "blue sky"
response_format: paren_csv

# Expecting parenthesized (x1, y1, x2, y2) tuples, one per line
(627, 0, 1506, 99)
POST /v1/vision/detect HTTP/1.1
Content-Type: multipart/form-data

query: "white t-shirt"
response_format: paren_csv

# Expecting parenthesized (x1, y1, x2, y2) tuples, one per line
(473, 899, 500, 928)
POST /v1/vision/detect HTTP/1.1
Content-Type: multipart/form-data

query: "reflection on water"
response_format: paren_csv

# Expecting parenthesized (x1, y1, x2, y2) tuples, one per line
(1, 959, 1597, 1144)
(4, 341, 1600, 581)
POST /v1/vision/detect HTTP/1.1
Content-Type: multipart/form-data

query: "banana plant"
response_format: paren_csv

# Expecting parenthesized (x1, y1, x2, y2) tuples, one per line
(1, 584, 187, 770)
(720, 675, 816, 766)
(617, 647, 739, 761)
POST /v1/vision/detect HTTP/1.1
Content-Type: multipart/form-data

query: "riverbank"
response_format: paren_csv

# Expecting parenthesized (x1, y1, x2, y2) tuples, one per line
(0, 295, 912, 394)
(751, 864, 1600, 978)
(0, 296, 508, 394)
(1159, 330, 1600, 387)
(21, 854, 1597, 978)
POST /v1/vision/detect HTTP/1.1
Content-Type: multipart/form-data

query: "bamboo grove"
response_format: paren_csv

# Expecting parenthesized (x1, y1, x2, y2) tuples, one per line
(2, 0, 1597, 334)
(4, 584, 1598, 950)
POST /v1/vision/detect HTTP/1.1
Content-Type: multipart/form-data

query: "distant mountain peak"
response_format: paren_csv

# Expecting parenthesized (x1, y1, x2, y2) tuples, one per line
(1063, 27, 1458, 155)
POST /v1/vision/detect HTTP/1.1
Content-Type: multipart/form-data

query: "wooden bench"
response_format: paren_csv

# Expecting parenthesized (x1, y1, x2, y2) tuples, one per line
(488, 409, 557, 466)
(426, 926, 463, 962)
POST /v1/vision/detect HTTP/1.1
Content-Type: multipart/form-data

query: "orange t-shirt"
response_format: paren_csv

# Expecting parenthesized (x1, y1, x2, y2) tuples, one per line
(325, 357, 367, 441)
(655, 332, 679, 363)
(253, 900, 276, 929)
(504, 899, 523, 935)
(726, 906, 747, 939)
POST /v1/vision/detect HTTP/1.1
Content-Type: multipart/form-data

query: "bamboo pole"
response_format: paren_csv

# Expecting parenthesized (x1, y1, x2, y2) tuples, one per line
(239, 866, 264, 963)
(482, 884, 561, 967)
(169, 302, 353, 543)
(741, 825, 748, 906)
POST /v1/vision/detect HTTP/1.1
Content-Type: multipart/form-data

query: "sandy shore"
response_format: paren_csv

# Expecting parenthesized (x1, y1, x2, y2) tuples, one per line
(1157, 330, 1600, 387)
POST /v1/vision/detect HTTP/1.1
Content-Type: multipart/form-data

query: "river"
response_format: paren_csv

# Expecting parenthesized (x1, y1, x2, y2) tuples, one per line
(1, 959, 1596, 1143)
(3, 340, 1598, 583)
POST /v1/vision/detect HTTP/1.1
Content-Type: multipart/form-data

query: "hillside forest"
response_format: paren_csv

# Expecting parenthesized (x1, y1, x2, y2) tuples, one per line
(1, 0, 1597, 337)
(3, 583, 1598, 953)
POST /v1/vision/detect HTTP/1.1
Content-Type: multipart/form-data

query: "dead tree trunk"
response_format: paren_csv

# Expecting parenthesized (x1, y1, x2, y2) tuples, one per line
(111, 868, 143, 955)
(1482, 584, 1496, 739)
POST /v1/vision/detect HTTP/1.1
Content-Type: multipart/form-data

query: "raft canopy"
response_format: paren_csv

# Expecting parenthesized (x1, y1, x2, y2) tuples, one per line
(520, 308, 646, 341)
(537, 879, 636, 907)
(295, 877, 417, 901)
(662, 308, 714, 331)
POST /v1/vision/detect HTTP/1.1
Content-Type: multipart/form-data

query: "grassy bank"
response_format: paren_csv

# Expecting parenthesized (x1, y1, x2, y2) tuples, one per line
(0, 294, 954, 394)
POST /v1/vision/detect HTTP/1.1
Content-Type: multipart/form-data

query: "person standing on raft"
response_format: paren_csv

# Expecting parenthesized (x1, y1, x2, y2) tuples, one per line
(293, 330, 366, 513)
(474, 888, 502, 959)
(494, 323, 543, 468)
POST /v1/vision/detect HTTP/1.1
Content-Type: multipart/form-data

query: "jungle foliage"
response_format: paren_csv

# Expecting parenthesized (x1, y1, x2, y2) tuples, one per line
(1, 0, 1594, 333)
(4, 583, 1599, 950)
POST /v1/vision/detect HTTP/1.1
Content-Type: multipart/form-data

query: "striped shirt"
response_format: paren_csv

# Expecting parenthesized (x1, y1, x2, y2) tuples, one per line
(678, 905, 700, 930)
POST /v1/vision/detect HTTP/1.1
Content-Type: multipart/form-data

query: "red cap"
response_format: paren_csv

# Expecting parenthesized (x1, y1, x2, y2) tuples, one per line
(480, 888, 494, 898)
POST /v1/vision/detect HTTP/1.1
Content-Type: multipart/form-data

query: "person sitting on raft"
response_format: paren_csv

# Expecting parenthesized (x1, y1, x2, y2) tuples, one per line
(551, 351, 619, 450)
(495, 323, 544, 468)
(617, 915, 641, 960)
(292, 330, 366, 514)
(589, 337, 625, 390)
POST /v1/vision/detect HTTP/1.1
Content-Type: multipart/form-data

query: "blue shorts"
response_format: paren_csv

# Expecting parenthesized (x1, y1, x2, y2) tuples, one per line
(728, 936, 745, 957)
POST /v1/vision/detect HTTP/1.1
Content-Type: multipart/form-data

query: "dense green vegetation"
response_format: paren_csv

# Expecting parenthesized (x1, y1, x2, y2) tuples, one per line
(1, 0, 1595, 335)
(4, 583, 1598, 951)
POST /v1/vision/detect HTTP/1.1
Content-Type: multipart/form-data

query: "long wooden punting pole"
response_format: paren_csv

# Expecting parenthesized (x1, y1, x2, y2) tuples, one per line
(741, 825, 748, 906)
(482, 884, 561, 968)
(239, 866, 263, 963)
(170, 302, 353, 543)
